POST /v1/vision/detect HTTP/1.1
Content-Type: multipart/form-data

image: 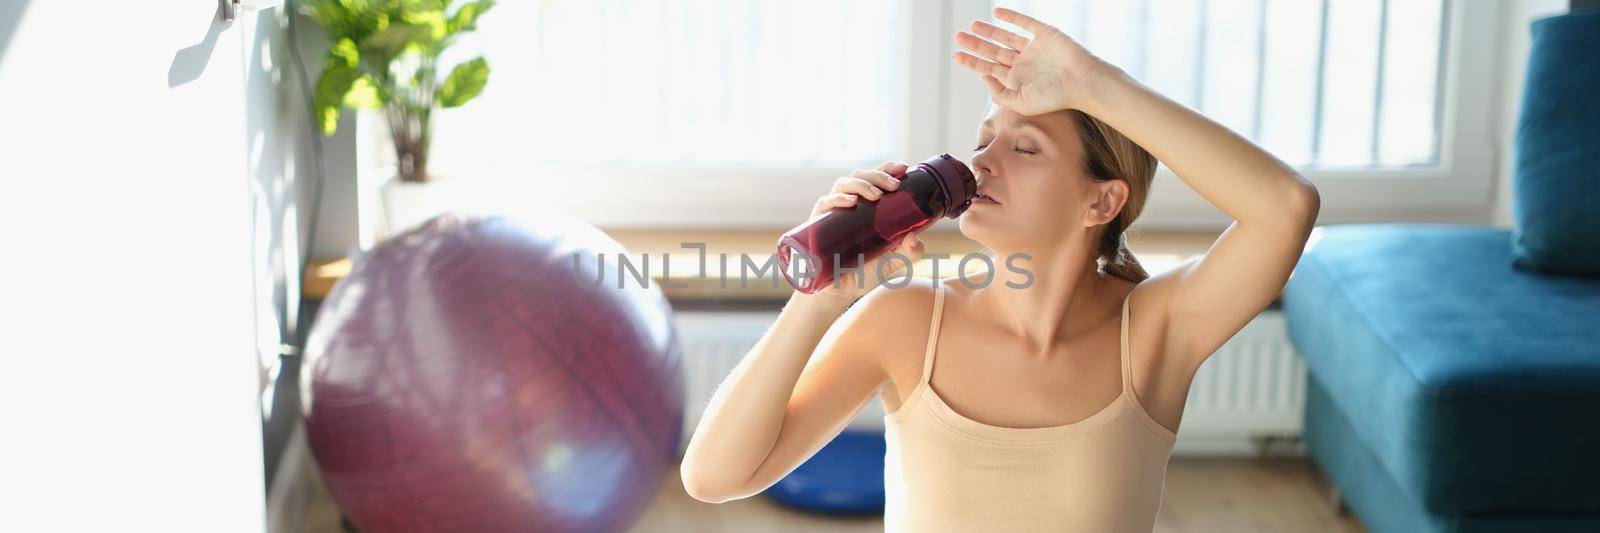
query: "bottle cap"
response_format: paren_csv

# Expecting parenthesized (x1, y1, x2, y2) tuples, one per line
(917, 154, 976, 218)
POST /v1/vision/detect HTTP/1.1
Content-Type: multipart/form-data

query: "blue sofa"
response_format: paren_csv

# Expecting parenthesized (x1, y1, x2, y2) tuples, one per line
(1284, 224, 1600, 532)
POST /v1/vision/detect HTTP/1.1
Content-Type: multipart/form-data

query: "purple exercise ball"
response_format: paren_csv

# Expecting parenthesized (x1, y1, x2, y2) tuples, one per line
(302, 213, 684, 532)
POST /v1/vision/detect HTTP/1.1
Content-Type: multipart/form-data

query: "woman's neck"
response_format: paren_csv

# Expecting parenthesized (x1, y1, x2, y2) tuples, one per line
(978, 240, 1116, 360)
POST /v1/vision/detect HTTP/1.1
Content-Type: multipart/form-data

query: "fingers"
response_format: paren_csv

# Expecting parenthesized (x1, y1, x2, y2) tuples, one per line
(956, 31, 1020, 66)
(894, 225, 932, 262)
(953, 51, 1011, 80)
(868, 237, 922, 284)
(812, 162, 911, 219)
(832, 177, 887, 201)
(979, 75, 1014, 100)
(993, 7, 1051, 35)
(876, 160, 910, 175)
(900, 236, 926, 260)
(969, 20, 1030, 51)
(950, 49, 1022, 109)
(814, 192, 859, 215)
(851, 167, 903, 193)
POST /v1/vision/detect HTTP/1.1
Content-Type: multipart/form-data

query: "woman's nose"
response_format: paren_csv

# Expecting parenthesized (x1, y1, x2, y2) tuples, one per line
(971, 145, 997, 178)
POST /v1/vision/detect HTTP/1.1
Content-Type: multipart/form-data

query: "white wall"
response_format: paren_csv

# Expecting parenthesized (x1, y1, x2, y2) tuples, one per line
(240, 7, 368, 531)
(1490, 0, 1570, 228)
(241, 8, 309, 531)
(1, 2, 279, 531)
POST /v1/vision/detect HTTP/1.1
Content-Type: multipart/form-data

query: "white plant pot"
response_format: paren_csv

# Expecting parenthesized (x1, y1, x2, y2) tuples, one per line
(376, 175, 554, 241)
(380, 177, 464, 237)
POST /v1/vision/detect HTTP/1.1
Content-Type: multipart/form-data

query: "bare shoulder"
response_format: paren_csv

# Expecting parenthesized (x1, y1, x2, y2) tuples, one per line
(1127, 259, 1189, 314)
(835, 277, 941, 336)
(1123, 266, 1205, 432)
(831, 278, 942, 410)
(1124, 267, 1182, 360)
(1127, 258, 1224, 364)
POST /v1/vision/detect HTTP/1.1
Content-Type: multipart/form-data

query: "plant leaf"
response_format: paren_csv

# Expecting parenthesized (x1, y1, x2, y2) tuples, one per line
(330, 38, 360, 69)
(360, 22, 428, 58)
(447, 0, 496, 34)
(314, 62, 360, 136)
(437, 57, 489, 108)
(343, 74, 387, 109)
(300, 0, 351, 33)
(403, 9, 448, 44)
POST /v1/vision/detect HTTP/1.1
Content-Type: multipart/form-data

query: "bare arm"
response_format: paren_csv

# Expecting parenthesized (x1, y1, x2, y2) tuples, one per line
(679, 291, 857, 502)
(680, 164, 929, 503)
(954, 7, 1320, 366)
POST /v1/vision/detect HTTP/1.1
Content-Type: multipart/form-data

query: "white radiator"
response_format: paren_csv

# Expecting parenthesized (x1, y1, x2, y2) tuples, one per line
(674, 309, 1305, 457)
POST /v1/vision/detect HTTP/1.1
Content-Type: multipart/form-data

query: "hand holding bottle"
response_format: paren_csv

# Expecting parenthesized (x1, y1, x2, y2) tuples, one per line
(796, 160, 932, 305)
(779, 155, 974, 305)
(806, 160, 908, 219)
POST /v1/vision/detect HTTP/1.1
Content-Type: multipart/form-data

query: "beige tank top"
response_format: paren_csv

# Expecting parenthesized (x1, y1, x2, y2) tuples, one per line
(883, 283, 1178, 533)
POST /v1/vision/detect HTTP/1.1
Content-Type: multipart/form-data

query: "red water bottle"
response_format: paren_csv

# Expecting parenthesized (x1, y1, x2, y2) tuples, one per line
(777, 154, 976, 294)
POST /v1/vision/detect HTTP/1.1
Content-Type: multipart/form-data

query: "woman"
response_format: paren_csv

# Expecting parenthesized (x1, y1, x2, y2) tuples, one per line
(681, 7, 1319, 532)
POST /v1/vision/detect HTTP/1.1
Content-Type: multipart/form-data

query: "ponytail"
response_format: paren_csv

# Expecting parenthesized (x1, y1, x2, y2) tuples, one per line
(1071, 109, 1156, 284)
(1096, 215, 1149, 283)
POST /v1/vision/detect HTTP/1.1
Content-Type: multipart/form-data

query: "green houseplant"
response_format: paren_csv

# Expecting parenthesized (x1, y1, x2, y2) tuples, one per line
(300, 0, 495, 184)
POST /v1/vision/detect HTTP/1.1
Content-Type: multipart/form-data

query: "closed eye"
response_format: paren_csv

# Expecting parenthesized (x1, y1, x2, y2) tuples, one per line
(974, 143, 1037, 156)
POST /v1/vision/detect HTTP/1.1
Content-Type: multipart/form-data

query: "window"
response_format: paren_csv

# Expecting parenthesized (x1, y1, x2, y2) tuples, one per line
(999, 0, 1446, 168)
(473, 0, 906, 165)
(406, 0, 1496, 228)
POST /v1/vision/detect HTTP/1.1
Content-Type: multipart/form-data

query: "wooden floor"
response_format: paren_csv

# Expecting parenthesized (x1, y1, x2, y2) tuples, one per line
(300, 456, 1364, 532)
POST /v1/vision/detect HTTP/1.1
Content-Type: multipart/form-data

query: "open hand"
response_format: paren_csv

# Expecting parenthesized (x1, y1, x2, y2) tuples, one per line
(952, 7, 1107, 115)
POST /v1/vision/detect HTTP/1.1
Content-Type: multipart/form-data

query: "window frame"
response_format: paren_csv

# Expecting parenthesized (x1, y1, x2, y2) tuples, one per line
(1126, 0, 1500, 228)
(418, 0, 1501, 230)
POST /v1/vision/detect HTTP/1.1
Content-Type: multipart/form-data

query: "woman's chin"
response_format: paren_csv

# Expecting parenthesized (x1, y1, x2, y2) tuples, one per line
(959, 209, 1029, 251)
(958, 212, 997, 245)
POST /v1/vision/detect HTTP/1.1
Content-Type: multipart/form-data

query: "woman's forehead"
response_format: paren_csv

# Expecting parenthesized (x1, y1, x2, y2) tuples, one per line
(980, 104, 1076, 139)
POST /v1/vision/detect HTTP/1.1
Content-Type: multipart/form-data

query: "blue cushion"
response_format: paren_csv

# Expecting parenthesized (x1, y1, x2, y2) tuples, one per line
(763, 429, 885, 515)
(1285, 224, 1600, 514)
(1307, 375, 1600, 532)
(1510, 11, 1600, 276)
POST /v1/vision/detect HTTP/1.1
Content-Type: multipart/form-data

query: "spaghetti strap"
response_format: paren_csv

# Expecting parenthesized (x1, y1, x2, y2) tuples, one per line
(1119, 290, 1135, 396)
(1119, 289, 1179, 441)
(919, 282, 946, 385)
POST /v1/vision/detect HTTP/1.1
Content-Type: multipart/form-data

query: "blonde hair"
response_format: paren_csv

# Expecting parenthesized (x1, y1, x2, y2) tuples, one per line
(1068, 110, 1156, 283)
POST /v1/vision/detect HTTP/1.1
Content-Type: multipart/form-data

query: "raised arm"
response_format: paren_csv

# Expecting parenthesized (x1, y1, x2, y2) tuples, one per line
(953, 7, 1320, 366)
